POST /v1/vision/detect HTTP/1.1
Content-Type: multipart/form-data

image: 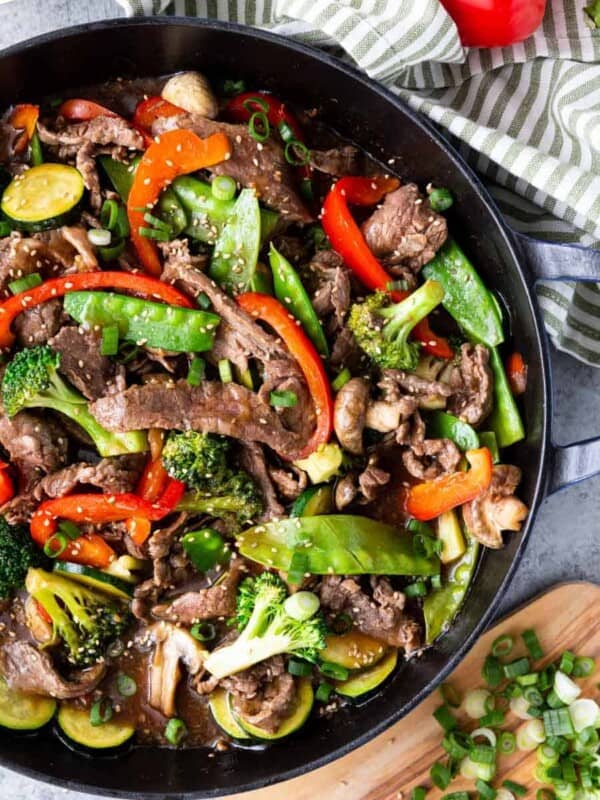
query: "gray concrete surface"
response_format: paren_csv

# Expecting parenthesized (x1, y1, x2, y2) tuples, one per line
(0, 2, 598, 798)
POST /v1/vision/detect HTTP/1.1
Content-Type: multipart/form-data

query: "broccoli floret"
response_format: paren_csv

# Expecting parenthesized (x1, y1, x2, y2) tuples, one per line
(348, 279, 445, 371)
(204, 572, 328, 678)
(0, 517, 48, 599)
(25, 568, 130, 667)
(162, 431, 231, 491)
(1, 345, 147, 457)
(177, 471, 263, 524)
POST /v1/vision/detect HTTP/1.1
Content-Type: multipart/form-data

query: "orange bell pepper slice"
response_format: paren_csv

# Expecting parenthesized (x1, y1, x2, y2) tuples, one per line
(10, 104, 39, 155)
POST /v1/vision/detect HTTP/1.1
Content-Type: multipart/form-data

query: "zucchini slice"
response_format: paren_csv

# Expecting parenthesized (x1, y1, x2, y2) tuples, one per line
(57, 704, 135, 749)
(0, 675, 56, 730)
(234, 678, 313, 741)
(1, 163, 84, 231)
(53, 562, 133, 600)
(209, 689, 250, 740)
(321, 631, 387, 671)
(335, 649, 398, 698)
(290, 484, 334, 518)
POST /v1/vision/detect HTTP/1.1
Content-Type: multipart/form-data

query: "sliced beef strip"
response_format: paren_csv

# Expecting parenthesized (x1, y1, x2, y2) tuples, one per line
(334, 458, 390, 510)
(257, 358, 316, 438)
(38, 115, 143, 151)
(223, 655, 296, 734)
(90, 379, 305, 459)
(361, 183, 448, 271)
(152, 113, 312, 223)
(49, 326, 125, 401)
(238, 442, 285, 521)
(394, 409, 461, 480)
(32, 454, 144, 501)
(379, 369, 453, 409)
(152, 566, 241, 624)
(329, 325, 365, 371)
(309, 145, 362, 177)
(267, 464, 307, 501)
(76, 140, 102, 212)
(0, 492, 37, 525)
(0, 640, 106, 699)
(0, 407, 68, 485)
(447, 344, 493, 427)
(14, 299, 63, 347)
(319, 575, 421, 652)
(308, 249, 351, 331)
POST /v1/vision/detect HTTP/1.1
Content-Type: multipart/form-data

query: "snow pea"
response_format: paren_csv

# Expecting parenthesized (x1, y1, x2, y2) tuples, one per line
(269, 244, 329, 357)
(236, 515, 439, 576)
(63, 291, 220, 353)
(209, 189, 262, 295)
(181, 528, 231, 572)
(423, 239, 504, 348)
(488, 347, 525, 448)
(479, 430, 500, 463)
(423, 535, 479, 644)
(98, 155, 140, 201)
(426, 410, 479, 452)
(158, 187, 187, 238)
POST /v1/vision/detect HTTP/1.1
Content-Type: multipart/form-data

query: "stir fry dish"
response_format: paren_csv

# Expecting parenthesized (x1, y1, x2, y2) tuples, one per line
(0, 72, 529, 752)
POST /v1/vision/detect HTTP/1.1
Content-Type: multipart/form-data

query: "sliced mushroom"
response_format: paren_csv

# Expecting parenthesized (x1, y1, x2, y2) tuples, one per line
(149, 622, 207, 717)
(333, 378, 369, 455)
(462, 464, 528, 549)
(161, 71, 218, 119)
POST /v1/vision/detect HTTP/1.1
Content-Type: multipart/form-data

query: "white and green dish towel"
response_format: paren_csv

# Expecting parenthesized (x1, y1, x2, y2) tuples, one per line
(117, 0, 600, 365)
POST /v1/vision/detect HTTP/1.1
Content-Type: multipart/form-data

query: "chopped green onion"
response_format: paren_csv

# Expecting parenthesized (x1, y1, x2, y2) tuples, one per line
(57, 520, 81, 540)
(319, 661, 349, 681)
(316, 682, 333, 703)
(442, 730, 472, 759)
(386, 279, 410, 292)
(576, 724, 598, 746)
(30, 131, 43, 166)
(527, 706, 544, 718)
(428, 187, 454, 212)
(288, 659, 313, 677)
(269, 390, 298, 408)
(476, 779, 497, 800)
(524, 686, 544, 706)
(502, 781, 527, 797)
(536, 790, 555, 800)
(332, 368, 352, 392)
(249, 111, 270, 142)
(187, 357, 205, 387)
(407, 519, 435, 536)
(211, 175, 237, 202)
(491, 634, 514, 658)
(498, 731, 516, 754)
(546, 736, 569, 755)
(479, 709, 505, 727)
(143, 212, 171, 232)
(559, 652, 575, 675)
(87, 228, 112, 247)
(553, 782, 575, 800)
(9, 272, 42, 295)
(470, 745, 496, 765)
(537, 743, 560, 767)
(43, 532, 68, 558)
(412, 533, 442, 558)
(554, 671, 581, 705)
(116, 672, 137, 697)
(433, 704, 457, 732)
(465, 689, 492, 719)
(90, 697, 113, 726)
(442, 794, 469, 800)
(504, 657, 530, 679)
(139, 225, 170, 241)
(560, 758, 577, 784)
(277, 120, 295, 143)
(471, 727, 496, 748)
(190, 622, 216, 642)
(218, 358, 233, 384)
(516, 673, 539, 686)
(546, 689, 566, 709)
(0, 221, 11, 237)
(404, 580, 428, 598)
(544, 708, 575, 737)
(287, 551, 308, 585)
(100, 198, 120, 231)
(483, 655, 503, 688)
(522, 628, 543, 660)
(284, 140, 310, 166)
(440, 683, 461, 708)
(430, 761, 452, 790)
(98, 238, 126, 262)
(284, 591, 320, 622)
(164, 718, 187, 746)
(572, 656, 595, 678)
(100, 325, 119, 356)
(196, 292, 211, 310)
(539, 665, 556, 692)
(242, 96, 269, 113)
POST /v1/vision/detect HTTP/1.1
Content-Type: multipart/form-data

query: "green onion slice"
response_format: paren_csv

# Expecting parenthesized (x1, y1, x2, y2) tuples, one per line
(187, 357, 206, 387)
(116, 672, 137, 698)
(43, 532, 68, 558)
(164, 717, 187, 746)
(249, 111, 270, 142)
(491, 633, 514, 658)
(9, 272, 43, 295)
(269, 390, 298, 408)
(190, 622, 216, 642)
(90, 697, 113, 727)
(100, 325, 119, 357)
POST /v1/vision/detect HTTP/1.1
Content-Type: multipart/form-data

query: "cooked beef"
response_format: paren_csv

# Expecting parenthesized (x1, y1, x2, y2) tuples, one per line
(319, 575, 421, 652)
(223, 655, 296, 734)
(76, 140, 102, 211)
(462, 465, 528, 549)
(271, 234, 310, 266)
(153, 567, 241, 624)
(358, 461, 391, 502)
(379, 368, 452, 409)
(49, 326, 125, 401)
(152, 113, 311, 223)
(394, 409, 461, 480)
(38, 115, 143, 150)
(0, 640, 105, 699)
(309, 145, 362, 176)
(448, 344, 493, 427)
(0, 408, 67, 485)
(309, 249, 351, 331)
(257, 358, 316, 438)
(0, 121, 19, 162)
(14, 299, 63, 347)
(267, 464, 307, 501)
(90, 379, 305, 459)
(0, 491, 37, 525)
(361, 184, 447, 270)
(329, 325, 365, 371)
(238, 442, 285, 521)
(32, 455, 144, 501)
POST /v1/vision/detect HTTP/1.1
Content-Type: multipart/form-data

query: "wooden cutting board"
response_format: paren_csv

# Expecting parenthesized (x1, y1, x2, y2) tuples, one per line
(229, 582, 600, 800)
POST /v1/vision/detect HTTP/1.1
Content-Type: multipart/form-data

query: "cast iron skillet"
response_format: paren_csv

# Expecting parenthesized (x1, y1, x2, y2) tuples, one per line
(0, 18, 599, 799)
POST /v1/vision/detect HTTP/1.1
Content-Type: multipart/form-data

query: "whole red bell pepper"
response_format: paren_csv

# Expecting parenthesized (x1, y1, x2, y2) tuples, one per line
(321, 176, 453, 359)
(59, 98, 118, 121)
(9, 104, 39, 155)
(127, 129, 231, 276)
(0, 271, 193, 350)
(406, 447, 493, 522)
(440, 0, 546, 47)
(237, 292, 333, 460)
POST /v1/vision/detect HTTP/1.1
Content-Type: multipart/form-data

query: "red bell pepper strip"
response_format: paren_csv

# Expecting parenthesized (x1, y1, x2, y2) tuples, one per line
(406, 447, 493, 522)
(506, 351, 528, 396)
(127, 129, 231, 276)
(440, 0, 546, 47)
(9, 104, 39, 155)
(131, 96, 185, 148)
(126, 457, 184, 546)
(237, 292, 333, 460)
(321, 176, 453, 359)
(0, 462, 14, 506)
(59, 98, 118, 121)
(0, 271, 193, 350)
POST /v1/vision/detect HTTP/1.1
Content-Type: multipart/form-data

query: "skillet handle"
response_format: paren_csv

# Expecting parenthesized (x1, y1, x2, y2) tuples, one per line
(515, 231, 600, 494)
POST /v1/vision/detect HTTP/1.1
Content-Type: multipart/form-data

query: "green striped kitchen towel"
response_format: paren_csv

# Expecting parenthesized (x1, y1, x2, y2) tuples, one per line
(116, 0, 600, 365)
